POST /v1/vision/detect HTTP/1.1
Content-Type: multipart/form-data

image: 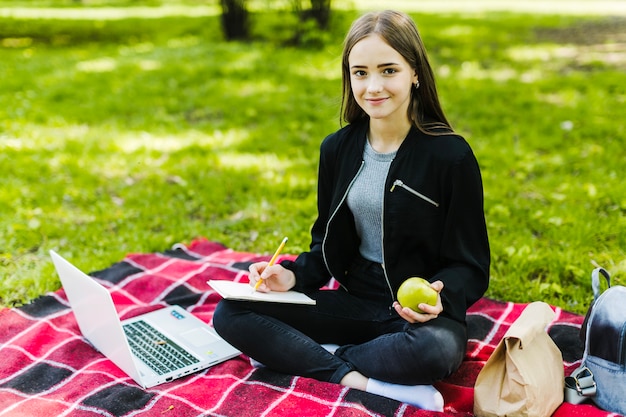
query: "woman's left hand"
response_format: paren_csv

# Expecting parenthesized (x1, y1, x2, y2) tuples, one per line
(393, 280, 444, 323)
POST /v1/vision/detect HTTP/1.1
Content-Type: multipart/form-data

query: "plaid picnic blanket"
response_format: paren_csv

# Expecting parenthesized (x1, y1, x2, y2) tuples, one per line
(0, 238, 618, 417)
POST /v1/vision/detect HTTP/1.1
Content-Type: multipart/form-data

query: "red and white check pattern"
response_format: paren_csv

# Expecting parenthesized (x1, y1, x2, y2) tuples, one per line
(0, 238, 618, 416)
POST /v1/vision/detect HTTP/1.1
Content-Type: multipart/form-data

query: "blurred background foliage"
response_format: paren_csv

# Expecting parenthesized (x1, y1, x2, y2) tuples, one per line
(1, 0, 625, 312)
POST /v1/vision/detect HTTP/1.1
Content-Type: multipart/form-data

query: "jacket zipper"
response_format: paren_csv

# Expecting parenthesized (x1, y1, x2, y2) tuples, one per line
(381, 176, 396, 309)
(321, 161, 365, 285)
(390, 179, 439, 207)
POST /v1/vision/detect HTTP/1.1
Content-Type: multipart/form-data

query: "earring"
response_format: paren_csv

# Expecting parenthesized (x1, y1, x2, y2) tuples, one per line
(414, 81, 420, 89)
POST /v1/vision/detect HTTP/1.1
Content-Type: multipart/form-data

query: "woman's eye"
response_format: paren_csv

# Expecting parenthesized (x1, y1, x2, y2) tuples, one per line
(383, 68, 397, 75)
(353, 70, 366, 77)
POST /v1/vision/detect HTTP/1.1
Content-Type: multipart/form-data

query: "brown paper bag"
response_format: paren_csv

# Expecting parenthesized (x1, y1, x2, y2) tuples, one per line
(474, 301, 564, 417)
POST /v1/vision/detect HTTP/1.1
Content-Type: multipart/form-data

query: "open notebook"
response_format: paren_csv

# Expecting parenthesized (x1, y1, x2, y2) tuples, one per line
(208, 280, 316, 305)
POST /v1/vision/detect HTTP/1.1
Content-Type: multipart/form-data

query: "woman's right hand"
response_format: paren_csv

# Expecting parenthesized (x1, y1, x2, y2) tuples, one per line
(393, 280, 444, 324)
(248, 262, 296, 293)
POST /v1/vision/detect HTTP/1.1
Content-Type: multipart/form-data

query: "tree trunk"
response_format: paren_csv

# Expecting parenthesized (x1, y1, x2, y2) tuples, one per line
(220, 0, 249, 41)
(306, 0, 331, 29)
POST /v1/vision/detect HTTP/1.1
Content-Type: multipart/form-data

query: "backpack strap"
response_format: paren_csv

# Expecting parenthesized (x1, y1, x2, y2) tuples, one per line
(564, 366, 597, 404)
(591, 267, 611, 300)
(581, 267, 612, 342)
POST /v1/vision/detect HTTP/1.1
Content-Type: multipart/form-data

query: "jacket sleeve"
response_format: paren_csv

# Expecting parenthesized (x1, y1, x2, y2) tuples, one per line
(280, 135, 336, 292)
(434, 146, 490, 321)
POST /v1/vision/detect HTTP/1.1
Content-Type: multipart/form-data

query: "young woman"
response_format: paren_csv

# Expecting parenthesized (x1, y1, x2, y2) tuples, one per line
(213, 10, 490, 411)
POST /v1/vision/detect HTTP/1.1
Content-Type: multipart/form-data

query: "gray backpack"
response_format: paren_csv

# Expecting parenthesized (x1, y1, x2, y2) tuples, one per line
(565, 267, 626, 414)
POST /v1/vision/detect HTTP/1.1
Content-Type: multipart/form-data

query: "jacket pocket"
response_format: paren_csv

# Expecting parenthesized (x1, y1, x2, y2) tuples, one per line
(390, 179, 439, 207)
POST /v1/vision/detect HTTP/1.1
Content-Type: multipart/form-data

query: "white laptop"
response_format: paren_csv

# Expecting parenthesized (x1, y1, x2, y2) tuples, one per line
(50, 250, 241, 389)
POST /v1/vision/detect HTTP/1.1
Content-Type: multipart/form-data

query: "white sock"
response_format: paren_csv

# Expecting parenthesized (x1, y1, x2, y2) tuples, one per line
(321, 343, 340, 354)
(365, 378, 444, 411)
(249, 357, 265, 368)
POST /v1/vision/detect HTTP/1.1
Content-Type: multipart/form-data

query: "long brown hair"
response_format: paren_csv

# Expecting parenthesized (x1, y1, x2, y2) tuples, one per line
(340, 10, 452, 134)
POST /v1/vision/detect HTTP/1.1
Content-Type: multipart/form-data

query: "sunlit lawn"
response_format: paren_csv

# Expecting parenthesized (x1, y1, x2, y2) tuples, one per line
(1, 2, 625, 313)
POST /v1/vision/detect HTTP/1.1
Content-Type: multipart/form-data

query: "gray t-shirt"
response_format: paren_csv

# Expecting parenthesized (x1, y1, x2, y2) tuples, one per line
(346, 140, 396, 263)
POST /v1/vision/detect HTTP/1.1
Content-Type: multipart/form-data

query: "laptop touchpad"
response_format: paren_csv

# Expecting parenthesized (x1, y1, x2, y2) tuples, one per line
(180, 328, 219, 347)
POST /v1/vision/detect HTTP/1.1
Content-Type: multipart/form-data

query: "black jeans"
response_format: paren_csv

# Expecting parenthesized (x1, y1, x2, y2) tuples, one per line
(213, 257, 467, 385)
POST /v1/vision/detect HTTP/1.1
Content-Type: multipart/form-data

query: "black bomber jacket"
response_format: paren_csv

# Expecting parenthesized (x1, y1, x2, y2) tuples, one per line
(282, 120, 490, 323)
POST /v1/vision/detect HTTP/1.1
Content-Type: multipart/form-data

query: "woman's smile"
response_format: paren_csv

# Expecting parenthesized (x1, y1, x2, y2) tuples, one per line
(366, 97, 388, 105)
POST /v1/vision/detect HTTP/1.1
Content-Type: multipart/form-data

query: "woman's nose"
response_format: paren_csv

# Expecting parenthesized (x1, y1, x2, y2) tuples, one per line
(367, 76, 383, 93)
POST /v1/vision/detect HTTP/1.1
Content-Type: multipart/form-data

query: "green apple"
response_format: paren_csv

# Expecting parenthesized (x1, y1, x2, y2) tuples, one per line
(397, 277, 437, 313)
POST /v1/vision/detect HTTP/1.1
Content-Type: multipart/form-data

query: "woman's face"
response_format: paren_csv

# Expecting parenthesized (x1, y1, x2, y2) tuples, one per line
(348, 34, 417, 124)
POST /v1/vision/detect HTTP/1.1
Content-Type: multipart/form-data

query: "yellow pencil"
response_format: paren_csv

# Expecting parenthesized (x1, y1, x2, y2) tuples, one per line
(253, 237, 288, 291)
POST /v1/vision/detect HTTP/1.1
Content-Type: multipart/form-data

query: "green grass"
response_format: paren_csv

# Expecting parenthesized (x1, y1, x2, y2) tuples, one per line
(1, 3, 625, 314)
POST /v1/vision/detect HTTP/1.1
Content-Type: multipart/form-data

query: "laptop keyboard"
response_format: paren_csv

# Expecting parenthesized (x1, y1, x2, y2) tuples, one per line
(123, 320, 200, 375)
